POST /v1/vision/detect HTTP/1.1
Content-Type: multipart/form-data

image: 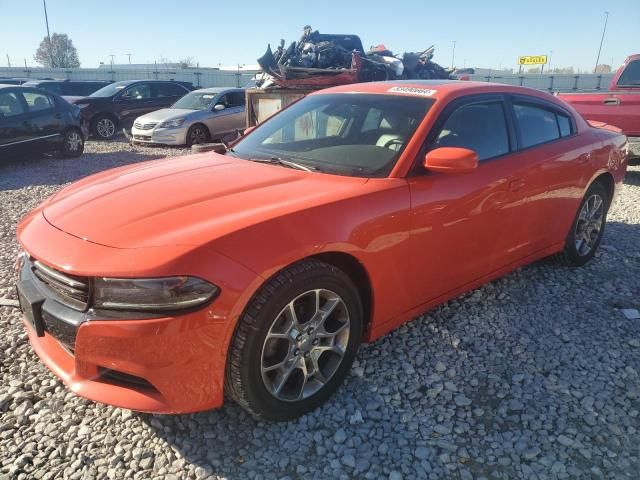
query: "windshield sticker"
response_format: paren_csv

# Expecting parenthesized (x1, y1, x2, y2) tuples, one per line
(387, 86, 437, 96)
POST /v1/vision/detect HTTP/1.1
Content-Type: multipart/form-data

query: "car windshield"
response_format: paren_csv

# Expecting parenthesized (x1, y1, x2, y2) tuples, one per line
(231, 93, 434, 177)
(89, 82, 129, 98)
(172, 91, 217, 110)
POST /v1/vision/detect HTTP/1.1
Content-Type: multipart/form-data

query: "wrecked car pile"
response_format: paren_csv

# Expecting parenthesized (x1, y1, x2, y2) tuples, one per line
(256, 25, 452, 88)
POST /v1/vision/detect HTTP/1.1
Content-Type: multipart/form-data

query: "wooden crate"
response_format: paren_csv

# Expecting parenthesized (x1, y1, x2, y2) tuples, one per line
(245, 88, 319, 128)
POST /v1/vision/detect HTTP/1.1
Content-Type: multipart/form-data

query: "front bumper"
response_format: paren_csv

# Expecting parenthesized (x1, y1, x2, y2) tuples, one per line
(18, 262, 227, 413)
(131, 125, 187, 146)
(16, 210, 261, 414)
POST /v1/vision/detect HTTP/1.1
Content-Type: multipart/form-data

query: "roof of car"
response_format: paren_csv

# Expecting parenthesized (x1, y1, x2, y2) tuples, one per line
(316, 79, 551, 100)
(193, 87, 243, 93)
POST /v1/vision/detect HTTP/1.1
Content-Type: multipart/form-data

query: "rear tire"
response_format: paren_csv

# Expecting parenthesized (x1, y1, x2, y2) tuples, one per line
(58, 128, 84, 158)
(92, 114, 117, 140)
(556, 182, 609, 267)
(226, 259, 363, 421)
(186, 124, 210, 147)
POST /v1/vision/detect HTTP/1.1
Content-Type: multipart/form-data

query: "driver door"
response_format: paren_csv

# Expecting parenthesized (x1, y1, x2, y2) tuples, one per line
(407, 95, 521, 305)
(118, 83, 153, 125)
(205, 92, 245, 138)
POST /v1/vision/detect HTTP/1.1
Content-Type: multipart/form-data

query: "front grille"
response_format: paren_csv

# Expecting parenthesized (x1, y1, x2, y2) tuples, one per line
(133, 134, 152, 141)
(133, 122, 157, 131)
(31, 260, 89, 311)
(41, 309, 77, 352)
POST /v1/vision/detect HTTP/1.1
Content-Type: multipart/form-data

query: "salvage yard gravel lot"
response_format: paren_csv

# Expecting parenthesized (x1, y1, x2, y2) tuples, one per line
(1, 139, 639, 480)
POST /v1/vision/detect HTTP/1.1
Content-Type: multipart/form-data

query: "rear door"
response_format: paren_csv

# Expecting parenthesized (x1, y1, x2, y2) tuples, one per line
(610, 59, 640, 135)
(20, 89, 66, 152)
(0, 89, 30, 156)
(500, 95, 594, 261)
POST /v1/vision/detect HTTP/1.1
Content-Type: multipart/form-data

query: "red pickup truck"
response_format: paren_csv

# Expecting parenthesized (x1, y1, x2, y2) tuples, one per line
(558, 54, 639, 163)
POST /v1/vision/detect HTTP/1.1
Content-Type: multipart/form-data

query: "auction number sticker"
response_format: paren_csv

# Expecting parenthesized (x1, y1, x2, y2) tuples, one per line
(387, 87, 437, 96)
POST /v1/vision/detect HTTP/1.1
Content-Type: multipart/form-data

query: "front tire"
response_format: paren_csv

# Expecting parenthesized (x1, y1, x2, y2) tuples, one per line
(556, 182, 609, 267)
(226, 259, 363, 421)
(92, 114, 117, 140)
(186, 124, 210, 147)
(58, 128, 84, 158)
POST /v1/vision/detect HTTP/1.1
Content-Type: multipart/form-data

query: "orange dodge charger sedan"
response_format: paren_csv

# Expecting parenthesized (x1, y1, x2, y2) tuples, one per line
(16, 81, 628, 420)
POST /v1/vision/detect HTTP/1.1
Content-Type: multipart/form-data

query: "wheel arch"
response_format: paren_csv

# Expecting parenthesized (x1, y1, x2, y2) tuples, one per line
(309, 251, 373, 340)
(90, 111, 119, 129)
(590, 171, 615, 204)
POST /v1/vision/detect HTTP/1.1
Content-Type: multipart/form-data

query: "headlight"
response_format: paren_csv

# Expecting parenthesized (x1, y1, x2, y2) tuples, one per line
(93, 276, 218, 311)
(159, 118, 186, 128)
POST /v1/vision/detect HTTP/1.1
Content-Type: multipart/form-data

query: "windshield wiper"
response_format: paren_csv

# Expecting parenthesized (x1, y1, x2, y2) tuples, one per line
(250, 156, 317, 172)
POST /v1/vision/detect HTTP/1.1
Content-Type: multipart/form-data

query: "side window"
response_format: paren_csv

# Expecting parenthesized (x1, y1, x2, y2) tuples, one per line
(122, 84, 151, 100)
(154, 83, 188, 97)
(557, 114, 572, 137)
(433, 102, 510, 161)
(232, 92, 246, 107)
(513, 103, 561, 148)
(22, 91, 55, 112)
(219, 92, 244, 108)
(617, 60, 640, 87)
(0, 92, 25, 117)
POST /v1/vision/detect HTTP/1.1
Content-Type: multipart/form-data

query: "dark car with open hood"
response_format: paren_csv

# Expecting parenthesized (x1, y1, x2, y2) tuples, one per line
(0, 84, 85, 159)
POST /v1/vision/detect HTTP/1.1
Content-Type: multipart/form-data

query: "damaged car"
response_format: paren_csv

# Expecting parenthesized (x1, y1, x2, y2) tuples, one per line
(257, 25, 452, 88)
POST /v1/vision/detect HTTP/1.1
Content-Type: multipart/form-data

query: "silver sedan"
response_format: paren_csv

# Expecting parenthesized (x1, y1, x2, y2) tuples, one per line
(130, 87, 245, 146)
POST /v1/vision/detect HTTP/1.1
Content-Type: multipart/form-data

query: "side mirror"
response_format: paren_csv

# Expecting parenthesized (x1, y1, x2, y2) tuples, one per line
(424, 147, 478, 174)
(214, 103, 225, 111)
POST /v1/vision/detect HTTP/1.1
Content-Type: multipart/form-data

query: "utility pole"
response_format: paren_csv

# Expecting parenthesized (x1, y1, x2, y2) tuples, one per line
(109, 54, 115, 68)
(6, 55, 10, 68)
(548, 50, 553, 72)
(42, 0, 54, 68)
(451, 40, 457, 70)
(127, 53, 132, 64)
(594, 11, 609, 72)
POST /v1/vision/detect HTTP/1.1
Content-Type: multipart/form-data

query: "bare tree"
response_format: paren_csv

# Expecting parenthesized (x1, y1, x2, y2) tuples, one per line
(34, 33, 80, 68)
(595, 64, 612, 73)
(178, 56, 196, 68)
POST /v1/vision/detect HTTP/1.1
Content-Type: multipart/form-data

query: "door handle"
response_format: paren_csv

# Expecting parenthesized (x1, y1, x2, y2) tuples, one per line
(55, 113, 62, 119)
(22, 121, 31, 127)
(509, 178, 525, 192)
(603, 98, 620, 105)
(578, 152, 592, 164)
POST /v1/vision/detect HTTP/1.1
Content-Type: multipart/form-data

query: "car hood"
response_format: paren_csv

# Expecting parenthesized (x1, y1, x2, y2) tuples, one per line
(136, 108, 196, 123)
(42, 153, 367, 249)
(64, 96, 106, 105)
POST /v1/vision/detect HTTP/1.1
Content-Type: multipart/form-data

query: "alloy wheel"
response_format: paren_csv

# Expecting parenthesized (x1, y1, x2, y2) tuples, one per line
(574, 193, 604, 256)
(190, 127, 208, 144)
(66, 131, 82, 152)
(96, 118, 115, 138)
(261, 289, 350, 402)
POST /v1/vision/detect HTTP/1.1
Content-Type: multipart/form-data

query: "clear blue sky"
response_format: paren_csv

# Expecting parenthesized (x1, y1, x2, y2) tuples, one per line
(1, 0, 637, 72)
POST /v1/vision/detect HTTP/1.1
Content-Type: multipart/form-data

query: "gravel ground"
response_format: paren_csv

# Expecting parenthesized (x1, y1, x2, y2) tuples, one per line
(1, 140, 639, 480)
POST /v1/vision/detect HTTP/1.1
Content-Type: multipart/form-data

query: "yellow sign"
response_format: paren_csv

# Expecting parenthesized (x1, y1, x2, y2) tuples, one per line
(518, 55, 548, 65)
